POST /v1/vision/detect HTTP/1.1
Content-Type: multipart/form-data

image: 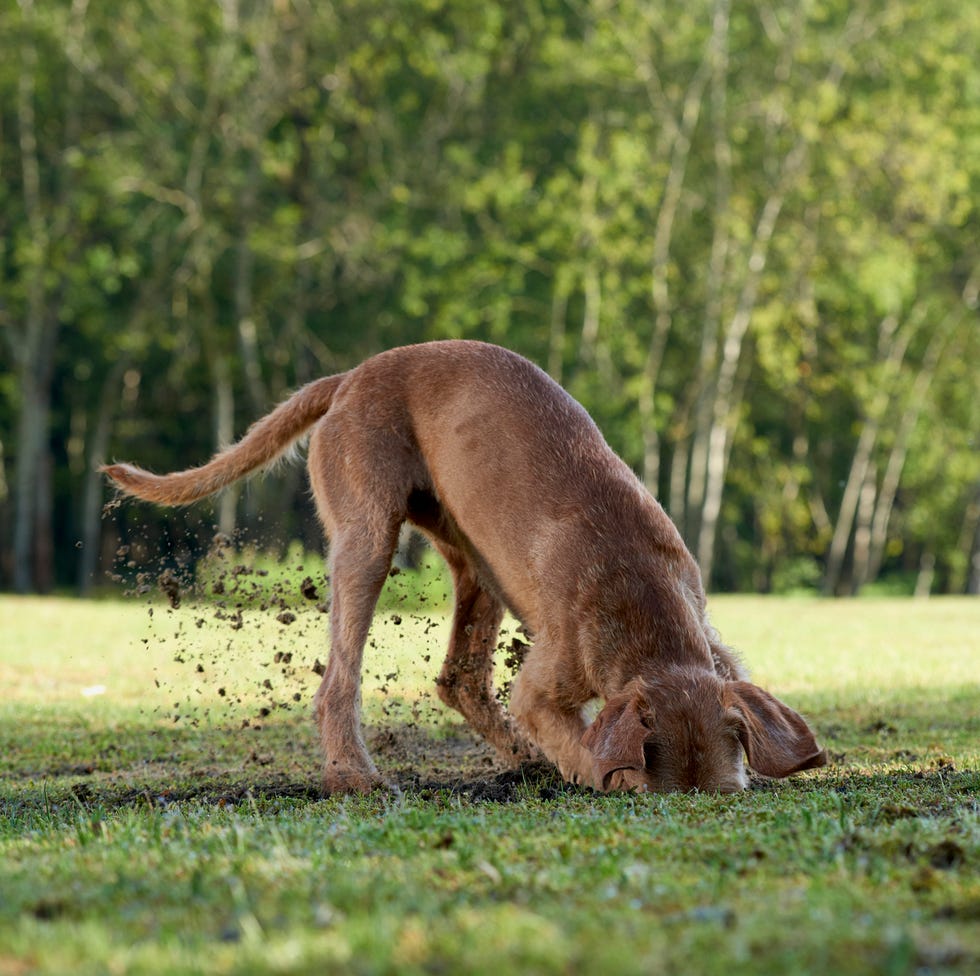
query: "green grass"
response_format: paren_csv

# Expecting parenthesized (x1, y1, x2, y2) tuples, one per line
(1, 591, 978, 975)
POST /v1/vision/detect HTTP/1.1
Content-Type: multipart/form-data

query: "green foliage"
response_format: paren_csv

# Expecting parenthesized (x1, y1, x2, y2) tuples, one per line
(1, 0, 978, 594)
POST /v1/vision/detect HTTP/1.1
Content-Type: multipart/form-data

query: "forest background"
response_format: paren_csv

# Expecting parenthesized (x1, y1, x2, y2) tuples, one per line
(1, 0, 978, 599)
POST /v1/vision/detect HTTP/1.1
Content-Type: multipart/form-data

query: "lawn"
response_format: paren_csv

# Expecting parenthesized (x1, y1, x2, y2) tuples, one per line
(1, 588, 978, 975)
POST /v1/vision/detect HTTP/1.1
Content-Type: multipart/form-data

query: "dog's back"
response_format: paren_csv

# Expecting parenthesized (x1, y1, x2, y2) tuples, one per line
(321, 341, 680, 630)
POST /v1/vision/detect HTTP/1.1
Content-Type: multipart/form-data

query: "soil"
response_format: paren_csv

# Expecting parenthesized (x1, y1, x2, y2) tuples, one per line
(56, 758, 573, 811)
(367, 724, 570, 801)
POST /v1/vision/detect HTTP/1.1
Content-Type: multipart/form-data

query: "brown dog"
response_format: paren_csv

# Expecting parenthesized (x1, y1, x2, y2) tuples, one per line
(103, 340, 826, 794)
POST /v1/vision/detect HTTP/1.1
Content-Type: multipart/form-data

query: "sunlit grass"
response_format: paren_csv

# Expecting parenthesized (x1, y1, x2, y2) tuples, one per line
(711, 594, 979, 692)
(1, 591, 978, 975)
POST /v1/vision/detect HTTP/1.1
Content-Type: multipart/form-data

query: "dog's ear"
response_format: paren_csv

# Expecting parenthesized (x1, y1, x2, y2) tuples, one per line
(726, 682, 827, 778)
(581, 693, 651, 791)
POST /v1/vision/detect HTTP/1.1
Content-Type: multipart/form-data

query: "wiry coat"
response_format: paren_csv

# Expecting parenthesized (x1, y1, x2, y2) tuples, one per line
(104, 341, 826, 794)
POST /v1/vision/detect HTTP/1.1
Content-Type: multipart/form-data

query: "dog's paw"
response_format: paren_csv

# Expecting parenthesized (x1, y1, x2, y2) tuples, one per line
(602, 768, 653, 794)
(510, 741, 546, 766)
(321, 764, 396, 797)
(556, 761, 591, 789)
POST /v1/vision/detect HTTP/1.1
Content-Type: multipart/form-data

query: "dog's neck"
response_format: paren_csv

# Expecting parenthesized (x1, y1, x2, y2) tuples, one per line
(574, 564, 718, 697)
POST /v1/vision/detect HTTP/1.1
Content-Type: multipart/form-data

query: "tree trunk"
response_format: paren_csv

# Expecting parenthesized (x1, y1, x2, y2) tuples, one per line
(684, 0, 731, 547)
(695, 152, 802, 584)
(638, 18, 714, 495)
(849, 461, 878, 595)
(952, 480, 980, 595)
(692, 8, 869, 586)
(34, 447, 55, 592)
(11, 1, 53, 592)
(212, 354, 239, 539)
(823, 310, 924, 595)
(667, 424, 691, 529)
(235, 151, 267, 414)
(580, 259, 602, 369)
(863, 317, 951, 587)
(77, 361, 126, 594)
(914, 549, 935, 598)
(822, 313, 916, 594)
(968, 517, 980, 596)
(12, 361, 48, 593)
(11, 0, 84, 592)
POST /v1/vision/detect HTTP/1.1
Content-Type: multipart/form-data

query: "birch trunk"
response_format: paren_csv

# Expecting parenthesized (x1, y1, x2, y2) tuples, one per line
(235, 151, 267, 414)
(637, 12, 715, 494)
(11, 0, 53, 592)
(212, 355, 239, 539)
(77, 361, 126, 594)
(967, 501, 980, 596)
(696, 8, 868, 585)
(684, 0, 731, 546)
(862, 319, 952, 587)
(822, 313, 915, 594)
(695, 148, 803, 584)
(849, 463, 879, 594)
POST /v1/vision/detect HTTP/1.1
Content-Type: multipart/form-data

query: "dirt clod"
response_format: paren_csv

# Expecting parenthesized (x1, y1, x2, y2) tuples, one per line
(929, 840, 965, 870)
(300, 577, 319, 600)
(158, 569, 182, 609)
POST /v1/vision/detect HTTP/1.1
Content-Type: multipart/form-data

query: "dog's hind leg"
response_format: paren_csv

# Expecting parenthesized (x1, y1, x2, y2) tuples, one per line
(314, 521, 400, 794)
(433, 545, 538, 766)
(307, 415, 411, 795)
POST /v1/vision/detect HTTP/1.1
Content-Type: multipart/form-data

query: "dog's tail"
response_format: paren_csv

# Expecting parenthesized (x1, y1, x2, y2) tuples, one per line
(101, 373, 347, 506)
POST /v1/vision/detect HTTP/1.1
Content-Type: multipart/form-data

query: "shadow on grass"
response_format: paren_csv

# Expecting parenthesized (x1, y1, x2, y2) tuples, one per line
(0, 761, 577, 818)
(3, 760, 976, 824)
(0, 702, 581, 815)
(2, 690, 977, 819)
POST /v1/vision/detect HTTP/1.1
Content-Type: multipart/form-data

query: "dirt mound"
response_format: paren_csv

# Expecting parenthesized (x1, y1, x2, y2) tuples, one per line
(363, 723, 572, 799)
(47, 755, 574, 814)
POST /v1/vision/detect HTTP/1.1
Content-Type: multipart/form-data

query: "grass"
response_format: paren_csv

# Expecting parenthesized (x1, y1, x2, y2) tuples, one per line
(1, 587, 978, 975)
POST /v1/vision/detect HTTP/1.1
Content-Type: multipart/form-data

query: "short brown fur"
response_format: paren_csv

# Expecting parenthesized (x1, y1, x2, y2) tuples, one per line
(103, 341, 826, 794)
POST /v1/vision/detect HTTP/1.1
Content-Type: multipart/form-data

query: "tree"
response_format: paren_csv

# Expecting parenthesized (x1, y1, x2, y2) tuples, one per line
(0, 0, 977, 595)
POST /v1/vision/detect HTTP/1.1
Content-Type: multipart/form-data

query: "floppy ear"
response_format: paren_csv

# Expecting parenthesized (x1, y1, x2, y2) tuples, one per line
(580, 693, 651, 791)
(727, 681, 827, 778)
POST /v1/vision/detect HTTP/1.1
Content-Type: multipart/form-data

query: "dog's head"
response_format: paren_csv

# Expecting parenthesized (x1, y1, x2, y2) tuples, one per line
(581, 670, 826, 793)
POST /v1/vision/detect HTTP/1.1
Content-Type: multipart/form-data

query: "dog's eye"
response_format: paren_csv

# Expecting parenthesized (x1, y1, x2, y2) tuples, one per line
(725, 708, 746, 740)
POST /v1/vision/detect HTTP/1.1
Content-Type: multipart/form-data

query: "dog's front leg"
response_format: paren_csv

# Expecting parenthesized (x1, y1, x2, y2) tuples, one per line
(509, 647, 594, 787)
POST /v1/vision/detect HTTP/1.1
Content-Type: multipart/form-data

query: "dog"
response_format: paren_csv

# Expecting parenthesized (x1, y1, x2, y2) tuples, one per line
(103, 340, 826, 794)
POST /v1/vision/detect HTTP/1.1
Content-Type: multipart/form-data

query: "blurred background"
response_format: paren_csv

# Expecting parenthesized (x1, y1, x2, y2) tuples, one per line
(1, 0, 977, 598)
